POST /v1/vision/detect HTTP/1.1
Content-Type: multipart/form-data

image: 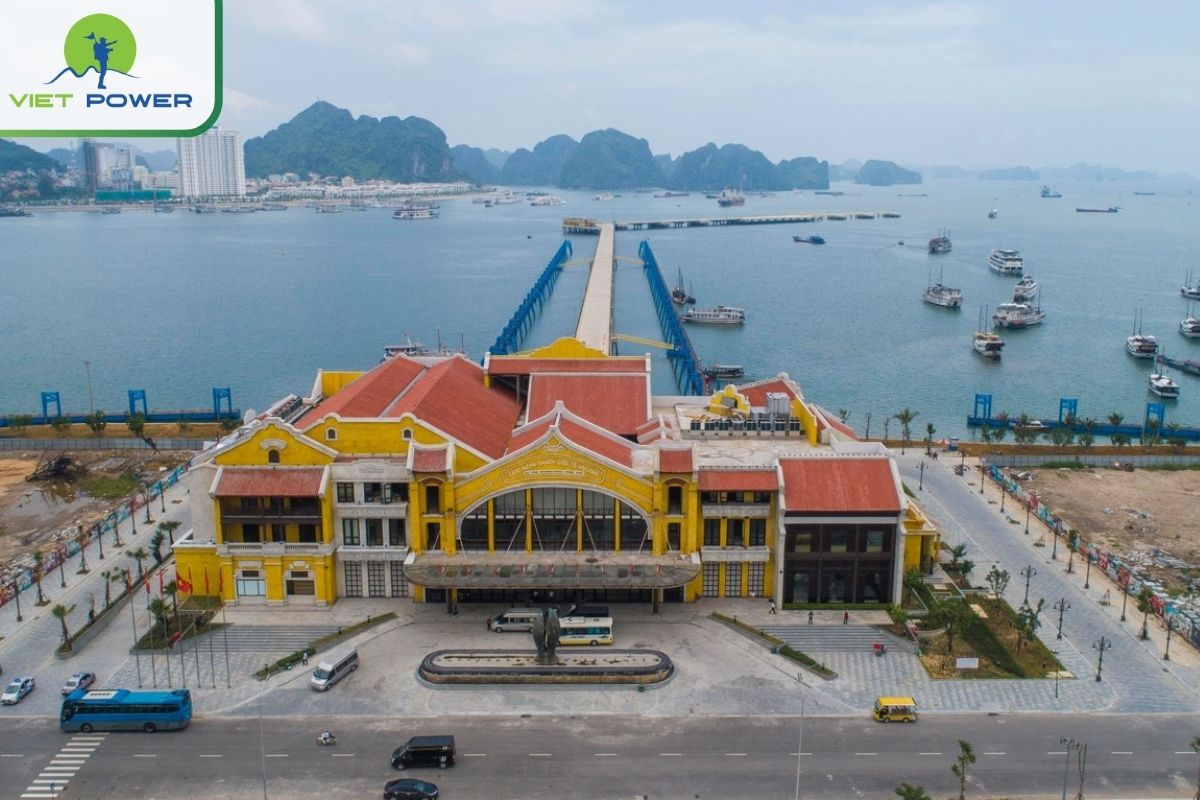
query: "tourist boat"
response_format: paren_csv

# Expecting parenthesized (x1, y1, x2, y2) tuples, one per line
(670, 268, 696, 305)
(593, 193, 613, 201)
(1126, 334, 1159, 358)
(973, 331, 1004, 359)
(814, 190, 844, 196)
(101, 206, 121, 214)
(992, 302, 1045, 328)
(681, 304, 745, 324)
(717, 189, 745, 207)
(1012, 275, 1038, 302)
(988, 249, 1024, 275)
(221, 206, 258, 213)
(1180, 271, 1200, 299)
(987, 208, 998, 219)
(792, 235, 825, 244)
(1149, 371, 1181, 398)
(0, 205, 32, 217)
(1157, 353, 1200, 376)
(703, 364, 745, 379)
(152, 204, 174, 213)
(928, 230, 951, 254)
(530, 196, 565, 206)
(1040, 186, 1062, 198)
(827, 213, 847, 221)
(315, 204, 343, 214)
(1180, 314, 1200, 338)
(1133, 191, 1156, 196)
(854, 213, 875, 220)
(393, 207, 439, 220)
(493, 193, 521, 204)
(1076, 207, 1119, 213)
(881, 212, 901, 218)
(922, 268, 962, 308)
(260, 203, 288, 211)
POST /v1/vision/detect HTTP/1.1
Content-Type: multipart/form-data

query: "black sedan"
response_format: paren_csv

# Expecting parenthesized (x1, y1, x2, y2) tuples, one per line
(383, 778, 439, 800)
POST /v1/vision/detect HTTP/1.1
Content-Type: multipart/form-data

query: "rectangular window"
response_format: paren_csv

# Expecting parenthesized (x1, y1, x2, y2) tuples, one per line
(749, 519, 766, 547)
(753, 492, 772, 505)
(241, 523, 261, 543)
(343, 563, 363, 597)
(667, 523, 681, 551)
(387, 482, 409, 503)
(725, 564, 743, 597)
(864, 529, 885, 553)
(426, 522, 442, 551)
(789, 528, 814, 553)
(703, 518, 721, 547)
(667, 485, 683, 515)
(270, 524, 285, 543)
(747, 564, 765, 597)
(298, 524, 317, 543)
(363, 483, 382, 503)
(336, 482, 355, 503)
(389, 561, 408, 597)
(235, 578, 265, 597)
(727, 518, 744, 548)
(365, 519, 383, 547)
(388, 518, 406, 547)
(425, 485, 441, 514)
(700, 491, 719, 504)
(826, 527, 851, 553)
(366, 562, 386, 597)
(341, 518, 360, 546)
(702, 562, 720, 597)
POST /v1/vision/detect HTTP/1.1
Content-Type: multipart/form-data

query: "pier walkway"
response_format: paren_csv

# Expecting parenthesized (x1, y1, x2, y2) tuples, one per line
(563, 212, 900, 235)
(574, 222, 615, 352)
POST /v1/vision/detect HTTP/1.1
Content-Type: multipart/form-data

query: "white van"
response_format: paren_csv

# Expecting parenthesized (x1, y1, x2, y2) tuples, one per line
(489, 608, 541, 632)
(309, 647, 359, 691)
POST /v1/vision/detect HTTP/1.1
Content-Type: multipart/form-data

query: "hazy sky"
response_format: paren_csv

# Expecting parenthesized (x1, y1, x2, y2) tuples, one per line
(27, 2, 1200, 172)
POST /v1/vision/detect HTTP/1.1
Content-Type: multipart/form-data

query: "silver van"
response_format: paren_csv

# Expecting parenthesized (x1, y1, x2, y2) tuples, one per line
(489, 608, 541, 632)
(309, 647, 359, 691)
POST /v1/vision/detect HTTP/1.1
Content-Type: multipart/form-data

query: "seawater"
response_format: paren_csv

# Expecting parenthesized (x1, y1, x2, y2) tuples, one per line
(2, 178, 1199, 437)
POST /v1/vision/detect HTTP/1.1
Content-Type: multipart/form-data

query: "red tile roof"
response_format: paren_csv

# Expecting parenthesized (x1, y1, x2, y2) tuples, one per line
(558, 418, 634, 467)
(698, 469, 778, 491)
(816, 406, 858, 440)
(295, 357, 425, 428)
(658, 447, 693, 473)
(738, 378, 799, 409)
(384, 358, 522, 459)
(780, 458, 901, 513)
(214, 468, 326, 497)
(411, 447, 448, 472)
(506, 417, 555, 455)
(527, 374, 649, 435)
(488, 357, 646, 376)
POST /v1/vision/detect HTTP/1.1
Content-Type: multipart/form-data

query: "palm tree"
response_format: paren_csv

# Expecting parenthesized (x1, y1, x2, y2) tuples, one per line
(148, 597, 172, 639)
(894, 408, 918, 454)
(84, 410, 107, 437)
(100, 569, 116, 608)
(51, 603, 72, 648)
(158, 520, 181, 547)
(75, 527, 90, 574)
(1079, 417, 1098, 449)
(837, 408, 849, 424)
(163, 579, 181, 633)
(49, 415, 71, 434)
(1108, 412, 1125, 445)
(924, 422, 936, 453)
(1136, 587, 1153, 640)
(176, 418, 193, 435)
(126, 546, 149, 582)
(149, 530, 166, 566)
(31, 551, 48, 605)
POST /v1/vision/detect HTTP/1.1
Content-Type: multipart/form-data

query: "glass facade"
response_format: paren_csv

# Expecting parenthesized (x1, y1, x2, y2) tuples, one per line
(782, 521, 896, 604)
(458, 488, 647, 553)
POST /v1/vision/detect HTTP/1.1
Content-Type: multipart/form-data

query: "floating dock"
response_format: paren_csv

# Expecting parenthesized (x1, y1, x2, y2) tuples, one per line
(563, 212, 900, 235)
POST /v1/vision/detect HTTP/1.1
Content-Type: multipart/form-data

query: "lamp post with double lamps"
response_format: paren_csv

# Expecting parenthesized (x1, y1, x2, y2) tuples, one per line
(1054, 597, 1070, 640)
(1024, 503, 1032, 535)
(1092, 637, 1111, 681)
(917, 461, 926, 491)
(793, 673, 807, 800)
(1060, 738, 1082, 800)
(1164, 614, 1175, 661)
(1020, 565, 1037, 606)
(1083, 548, 1093, 589)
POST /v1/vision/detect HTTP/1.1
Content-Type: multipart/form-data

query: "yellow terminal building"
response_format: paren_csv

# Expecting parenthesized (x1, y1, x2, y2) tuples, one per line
(174, 337, 939, 610)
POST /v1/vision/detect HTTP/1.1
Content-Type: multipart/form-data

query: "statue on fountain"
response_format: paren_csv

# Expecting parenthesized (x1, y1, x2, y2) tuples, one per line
(531, 607, 561, 665)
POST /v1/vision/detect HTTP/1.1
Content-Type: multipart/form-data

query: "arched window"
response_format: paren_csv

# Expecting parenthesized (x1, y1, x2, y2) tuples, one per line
(326, 429, 338, 441)
(267, 449, 280, 464)
(458, 488, 647, 553)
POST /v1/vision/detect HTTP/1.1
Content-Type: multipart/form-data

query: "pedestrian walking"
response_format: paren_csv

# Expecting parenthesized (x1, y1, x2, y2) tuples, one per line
(486, 616, 493, 631)
(807, 610, 814, 625)
(767, 599, 776, 615)
(843, 610, 849, 625)
(301, 652, 309, 666)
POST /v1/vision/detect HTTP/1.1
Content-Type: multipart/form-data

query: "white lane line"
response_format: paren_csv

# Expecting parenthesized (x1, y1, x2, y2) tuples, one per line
(1176, 751, 1198, 755)
(264, 754, 288, 758)
(1, 753, 25, 757)
(31, 780, 68, 785)
(594, 753, 618, 757)
(1047, 751, 1067, 755)
(20, 794, 58, 799)
(724, 753, 748, 757)
(659, 753, 682, 757)
(919, 752, 942, 756)
(58, 746, 98, 751)
(197, 754, 222, 758)
(854, 752, 877, 756)
(788, 752, 813, 756)
(461, 753, 487, 758)
(133, 754, 157, 758)
(983, 752, 1006, 756)
(528, 753, 552, 757)
(1111, 751, 1133, 755)
(330, 753, 355, 758)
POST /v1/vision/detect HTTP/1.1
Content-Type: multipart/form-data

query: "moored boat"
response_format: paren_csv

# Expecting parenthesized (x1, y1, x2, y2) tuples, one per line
(1149, 371, 1181, 398)
(1126, 333, 1159, 358)
(928, 230, 951, 254)
(992, 302, 1045, 328)
(973, 331, 1004, 359)
(1076, 207, 1119, 213)
(988, 249, 1024, 275)
(530, 196, 566, 206)
(1180, 315, 1200, 338)
(681, 304, 745, 324)
(1040, 186, 1062, 198)
(0, 205, 32, 217)
(1012, 275, 1038, 302)
(670, 268, 696, 305)
(703, 364, 745, 379)
(393, 206, 439, 220)
(987, 208, 998, 219)
(923, 268, 961, 308)
(1157, 353, 1200, 376)
(716, 189, 745, 207)
(1181, 271, 1200, 299)
(792, 235, 825, 244)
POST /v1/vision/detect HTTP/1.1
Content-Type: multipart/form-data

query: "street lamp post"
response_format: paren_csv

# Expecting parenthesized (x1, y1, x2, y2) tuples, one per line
(1050, 526, 1059, 560)
(1020, 565, 1037, 606)
(1120, 584, 1128, 621)
(999, 479, 1006, 512)
(1024, 503, 1031, 535)
(96, 524, 105, 560)
(59, 558, 66, 589)
(1092, 636, 1110, 681)
(979, 459, 986, 494)
(11, 580, 21, 622)
(1084, 550, 1092, 589)
(1060, 738, 1080, 800)
(1164, 616, 1174, 661)
(917, 461, 925, 491)
(1054, 597, 1070, 640)
(159, 483, 166, 514)
(1050, 649, 1060, 698)
(794, 674, 806, 800)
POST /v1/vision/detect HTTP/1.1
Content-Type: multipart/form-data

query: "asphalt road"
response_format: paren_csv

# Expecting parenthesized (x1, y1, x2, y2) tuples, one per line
(1, 713, 1197, 799)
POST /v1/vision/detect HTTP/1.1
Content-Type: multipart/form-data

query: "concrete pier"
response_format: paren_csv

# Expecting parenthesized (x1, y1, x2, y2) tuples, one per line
(563, 212, 901, 235)
(575, 222, 615, 353)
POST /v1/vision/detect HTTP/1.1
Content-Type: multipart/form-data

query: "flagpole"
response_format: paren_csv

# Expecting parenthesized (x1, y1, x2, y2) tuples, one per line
(128, 580, 144, 688)
(208, 610, 217, 689)
(221, 571, 231, 688)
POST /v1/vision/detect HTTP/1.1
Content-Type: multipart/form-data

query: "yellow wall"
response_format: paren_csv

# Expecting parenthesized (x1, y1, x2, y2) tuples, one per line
(319, 371, 366, 397)
(212, 424, 335, 468)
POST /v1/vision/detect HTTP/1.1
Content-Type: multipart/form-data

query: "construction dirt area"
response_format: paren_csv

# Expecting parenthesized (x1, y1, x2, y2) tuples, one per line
(0, 450, 189, 572)
(1021, 465, 1200, 594)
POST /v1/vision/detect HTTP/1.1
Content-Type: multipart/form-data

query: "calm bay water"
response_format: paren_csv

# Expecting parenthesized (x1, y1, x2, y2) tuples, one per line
(3, 178, 1199, 437)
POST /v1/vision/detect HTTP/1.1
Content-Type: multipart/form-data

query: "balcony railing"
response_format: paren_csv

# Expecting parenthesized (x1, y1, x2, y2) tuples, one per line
(701, 503, 772, 518)
(218, 541, 335, 556)
(700, 545, 771, 563)
(220, 504, 322, 523)
(335, 501, 408, 519)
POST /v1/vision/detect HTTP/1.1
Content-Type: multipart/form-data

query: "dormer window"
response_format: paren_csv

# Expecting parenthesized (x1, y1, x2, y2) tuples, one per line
(267, 449, 280, 464)
(326, 429, 338, 441)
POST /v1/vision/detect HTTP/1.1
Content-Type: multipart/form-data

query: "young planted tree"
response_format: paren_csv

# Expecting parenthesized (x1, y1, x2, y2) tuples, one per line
(125, 411, 147, 440)
(985, 566, 1011, 600)
(8, 413, 33, 435)
(895, 783, 932, 800)
(159, 520, 181, 547)
(1015, 599, 1045, 652)
(1066, 530, 1080, 573)
(837, 408, 849, 424)
(51, 603, 73, 648)
(1136, 587, 1154, 640)
(1166, 423, 1187, 451)
(959, 559, 976, 584)
(100, 568, 115, 608)
(951, 739, 977, 800)
(894, 408, 918, 454)
(49, 415, 71, 434)
(148, 597, 172, 640)
(218, 416, 241, 436)
(949, 543, 968, 571)
(32, 551, 48, 605)
(84, 410, 108, 438)
(176, 417, 193, 435)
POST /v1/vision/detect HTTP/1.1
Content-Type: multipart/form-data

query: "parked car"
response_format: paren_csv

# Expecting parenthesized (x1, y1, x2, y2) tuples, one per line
(1, 677, 35, 705)
(383, 778, 439, 800)
(62, 672, 96, 696)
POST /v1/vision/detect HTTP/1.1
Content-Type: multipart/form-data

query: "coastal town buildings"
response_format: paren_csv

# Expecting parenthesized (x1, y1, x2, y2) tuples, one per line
(173, 338, 938, 611)
(176, 127, 246, 198)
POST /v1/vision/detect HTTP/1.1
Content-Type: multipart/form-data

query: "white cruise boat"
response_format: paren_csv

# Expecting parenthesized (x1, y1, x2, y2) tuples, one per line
(973, 331, 1004, 359)
(923, 283, 963, 308)
(1126, 333, 1159, 358)
(988, 249, 1024, 275)
(1149, 371, 1180, 398)
(530, 196, 566, 206)
(393, 207, 439, 220)
(1012, 275, 1038, 301)
(992, 302, 1045, 328)
(1180, 315, 1200, 338)
(681, 304, 745, 325)
(593, 193, 614, 201)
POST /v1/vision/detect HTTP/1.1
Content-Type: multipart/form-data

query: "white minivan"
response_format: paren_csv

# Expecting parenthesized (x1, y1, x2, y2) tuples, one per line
(489, 608, 542, 632)
(309, 647, 359, 691)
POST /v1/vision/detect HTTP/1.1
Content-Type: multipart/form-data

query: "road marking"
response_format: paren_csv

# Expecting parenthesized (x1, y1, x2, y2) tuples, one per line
(1, 754, 25, 757)
(854, 752, 876, 756)
(20, 794, 58, 799)
(264, 754, 288, 758)
(330, 753, 355, 758)
(659, 753, 682, 757)
(725, 753, 748, 757)
(594, 753, 618, 757)
(1176, 751, 1198, 755)
(133, 754, 157, 758)
(461, 753, 487, 758)
(788, 752, 812, 756)
(529, 753, 552, 757)
(983, 752, 1006, 756)
(1111, 751, 1132, 755)
(198, 754, 222, 758)
(31, 780, 68, 785)
(1047, 751, 1067, 755)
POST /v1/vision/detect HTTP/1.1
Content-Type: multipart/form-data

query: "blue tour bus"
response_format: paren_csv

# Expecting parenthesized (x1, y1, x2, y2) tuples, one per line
(60, 688, 192, 733)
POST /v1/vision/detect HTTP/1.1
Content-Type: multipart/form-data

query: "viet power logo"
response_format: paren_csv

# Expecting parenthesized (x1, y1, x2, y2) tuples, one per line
(10, 12, 192, 111)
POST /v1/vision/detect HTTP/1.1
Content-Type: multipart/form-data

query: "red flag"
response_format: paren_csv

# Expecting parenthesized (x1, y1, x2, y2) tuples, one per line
(159, 571, 165, 593)
(124, 568, 132, 592)
(143, 573, 151, 596)
(177, 569, 192, 594)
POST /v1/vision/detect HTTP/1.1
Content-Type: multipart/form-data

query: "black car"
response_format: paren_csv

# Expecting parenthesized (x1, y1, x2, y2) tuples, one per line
(383, 778, 439, 800)
(391, 735, 456, 770)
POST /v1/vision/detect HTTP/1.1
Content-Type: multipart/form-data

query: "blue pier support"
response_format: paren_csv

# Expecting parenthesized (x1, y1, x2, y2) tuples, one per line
(973, 393, 992, 421)
(40, 391, 62, 421)
(128, 389, 148, 416)
(489, 241, 573, 356)
(638, 240, 705, 395)
(1144, 402, 1165, 434)
(213, 387, 233, 419)
(1058, 398, 1077, 422)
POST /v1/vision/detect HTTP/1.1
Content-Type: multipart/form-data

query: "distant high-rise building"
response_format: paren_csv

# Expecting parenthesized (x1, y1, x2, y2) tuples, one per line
(80, 139, 107, 191)
(176, 127, 246, 198)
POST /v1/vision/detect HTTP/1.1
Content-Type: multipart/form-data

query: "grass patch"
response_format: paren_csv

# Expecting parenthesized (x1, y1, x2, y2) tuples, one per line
(918, 596, 1064, 679)
(79, 471, 140, 499)
(1037, 460, 1088, 469)
(1140, 462, 1200, 471)
(254, 612, 396, 680)
(710, 612, 836, 679)
(902, 483, 916, 498)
